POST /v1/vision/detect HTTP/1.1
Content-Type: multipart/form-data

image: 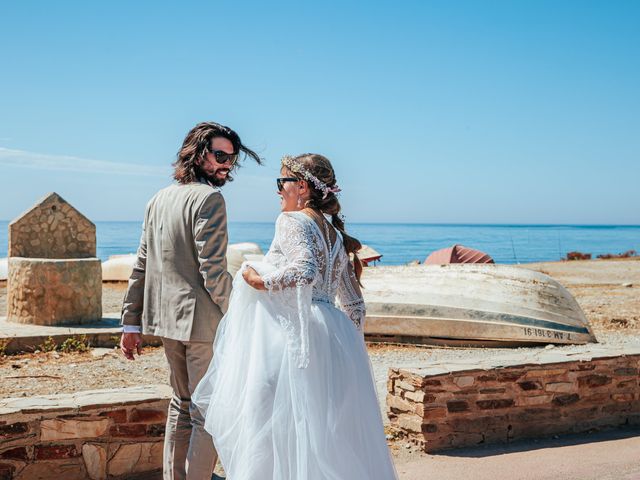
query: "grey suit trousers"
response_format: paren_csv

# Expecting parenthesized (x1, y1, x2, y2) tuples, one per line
(163, 338, 216, 480)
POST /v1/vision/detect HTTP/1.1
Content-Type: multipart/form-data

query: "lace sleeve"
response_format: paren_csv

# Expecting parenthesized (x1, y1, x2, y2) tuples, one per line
(336, 258, 366, 332)
(261, 214, 319, 292)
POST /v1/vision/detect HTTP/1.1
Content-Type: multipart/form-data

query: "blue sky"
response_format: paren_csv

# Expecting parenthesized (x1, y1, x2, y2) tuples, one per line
(1, 1, 638, 224)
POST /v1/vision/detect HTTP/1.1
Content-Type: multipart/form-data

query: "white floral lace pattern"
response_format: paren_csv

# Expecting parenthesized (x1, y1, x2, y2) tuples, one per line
(336, 260, 366, 330)
(261, 212, 366, 341)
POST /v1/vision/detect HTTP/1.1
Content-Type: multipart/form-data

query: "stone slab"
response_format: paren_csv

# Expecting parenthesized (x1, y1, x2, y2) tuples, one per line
(397, 343, 640, 377)
(0, 314, 161, 354)
(0, 385, 172, 416)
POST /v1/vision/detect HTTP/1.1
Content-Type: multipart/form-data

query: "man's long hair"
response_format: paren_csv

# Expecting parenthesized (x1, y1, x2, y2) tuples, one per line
(173, 122, 262, 184)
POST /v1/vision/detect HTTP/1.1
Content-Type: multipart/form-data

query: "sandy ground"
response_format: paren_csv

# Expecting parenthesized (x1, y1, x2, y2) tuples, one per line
(521, 258, 640, 332)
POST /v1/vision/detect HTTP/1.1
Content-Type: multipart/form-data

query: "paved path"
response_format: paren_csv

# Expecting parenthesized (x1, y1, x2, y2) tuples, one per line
(394, 429, 640, 480)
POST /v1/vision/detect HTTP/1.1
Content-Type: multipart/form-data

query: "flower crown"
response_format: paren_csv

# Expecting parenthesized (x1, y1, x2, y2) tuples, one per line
(281, 155, 342, 199)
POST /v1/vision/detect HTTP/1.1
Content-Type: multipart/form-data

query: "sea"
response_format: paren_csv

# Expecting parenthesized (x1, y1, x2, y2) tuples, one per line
(1, 221, 639, 265)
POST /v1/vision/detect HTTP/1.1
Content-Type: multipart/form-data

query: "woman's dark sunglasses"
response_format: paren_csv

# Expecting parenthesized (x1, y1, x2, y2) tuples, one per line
(276, 177, 299, 191)
(207, 148, 238, 165)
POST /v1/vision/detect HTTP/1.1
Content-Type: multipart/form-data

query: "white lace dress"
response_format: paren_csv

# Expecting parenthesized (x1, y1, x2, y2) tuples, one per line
(193, 211, 398, 480)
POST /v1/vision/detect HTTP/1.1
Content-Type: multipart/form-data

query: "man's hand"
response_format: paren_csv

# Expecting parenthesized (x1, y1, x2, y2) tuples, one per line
(242, 266, 266, 291)
(120, 332, 143, 360)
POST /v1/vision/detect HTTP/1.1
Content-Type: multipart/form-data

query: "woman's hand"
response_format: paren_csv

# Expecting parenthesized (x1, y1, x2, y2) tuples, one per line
(243, 266, 267, 290)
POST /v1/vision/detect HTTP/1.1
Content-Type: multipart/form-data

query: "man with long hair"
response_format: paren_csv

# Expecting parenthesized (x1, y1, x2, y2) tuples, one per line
(120, 121, 261, 479)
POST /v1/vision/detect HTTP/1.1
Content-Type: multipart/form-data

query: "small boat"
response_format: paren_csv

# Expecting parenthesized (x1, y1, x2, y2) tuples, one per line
(361, 264, 596, 346)
(425, 244, 494, 265)
(226, 242, 265, 276)
(359, 245, 383, 266)
(101, 254, 137, 281)
(0, 257, 7, 281)
(101, 243, 265, 281)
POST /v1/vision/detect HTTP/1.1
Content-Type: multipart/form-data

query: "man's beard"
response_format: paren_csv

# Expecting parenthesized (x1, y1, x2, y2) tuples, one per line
(197, 167, 233, 187)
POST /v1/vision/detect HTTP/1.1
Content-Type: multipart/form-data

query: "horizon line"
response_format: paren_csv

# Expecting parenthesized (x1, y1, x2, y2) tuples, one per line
(1, 220, 639, 228)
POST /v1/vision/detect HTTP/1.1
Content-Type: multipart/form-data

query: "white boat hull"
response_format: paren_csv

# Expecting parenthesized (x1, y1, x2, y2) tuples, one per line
(361, 264, 595, 345)
(0, 257, 7, 281)
(101, 243, 265, 281)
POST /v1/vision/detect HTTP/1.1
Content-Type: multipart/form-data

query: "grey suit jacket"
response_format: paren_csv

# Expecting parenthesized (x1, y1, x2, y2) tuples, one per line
(121, 180, 233, 342)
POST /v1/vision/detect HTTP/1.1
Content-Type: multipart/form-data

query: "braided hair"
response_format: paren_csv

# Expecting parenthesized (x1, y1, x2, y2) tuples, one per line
(285, 153, 364, 283)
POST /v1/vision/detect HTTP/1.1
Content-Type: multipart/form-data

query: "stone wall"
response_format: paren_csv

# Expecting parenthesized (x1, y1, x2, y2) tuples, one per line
(0, 386, 170, 480)
(387, 354, 640, 452)
(8, 193, 96, 259)
(7, 258, 102, 325)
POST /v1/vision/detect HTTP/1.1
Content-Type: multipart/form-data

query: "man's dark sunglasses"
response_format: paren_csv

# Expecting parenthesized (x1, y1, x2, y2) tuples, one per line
(276, 177, 299, 191)
(207, 148, 238, 165)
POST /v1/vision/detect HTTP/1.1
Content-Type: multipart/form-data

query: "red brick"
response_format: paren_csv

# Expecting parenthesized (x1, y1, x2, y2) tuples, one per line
(450, 415, 509, 433)
(418, 406, 447, 419)
(612, 393, 634, 402)
(479, 388, 507, 394)
(497, 370, 525, 382)
(0, 446, 29, 460)
(518, 381, 542, 391)
(35, 444, 79, 460)
(552, 394, 580, 406)
(129, 408, 166, 423)
(578, 374, 611, 388)
(571, 363, 596, 371)
(100, 409, 128, 423)
(476, 399, 514, 410)
(446, 400, 469, 413)
(616, 380, 637, 389)
(0, 422, 28, 438)
(581, 392, 610, 404)
(110, 424, 148, 437)
(422, 424, 438, 433)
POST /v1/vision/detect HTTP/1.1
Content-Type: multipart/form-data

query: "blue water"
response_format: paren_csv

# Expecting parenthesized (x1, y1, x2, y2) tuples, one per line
(1, 221, 638, 265)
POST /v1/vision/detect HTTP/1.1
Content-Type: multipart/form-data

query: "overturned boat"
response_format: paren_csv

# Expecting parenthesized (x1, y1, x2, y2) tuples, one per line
(424, 244, 494, 265)
(361, 264, 596, 346)
(101, 243, 265, 281)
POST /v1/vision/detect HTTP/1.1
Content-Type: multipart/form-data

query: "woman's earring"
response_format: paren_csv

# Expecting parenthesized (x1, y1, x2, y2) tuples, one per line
(297, 196, 303, 208)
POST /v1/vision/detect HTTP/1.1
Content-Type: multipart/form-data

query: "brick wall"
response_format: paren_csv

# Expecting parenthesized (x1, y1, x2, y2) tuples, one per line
(387, 354, 640, 452)
(0, 386, 170, 480)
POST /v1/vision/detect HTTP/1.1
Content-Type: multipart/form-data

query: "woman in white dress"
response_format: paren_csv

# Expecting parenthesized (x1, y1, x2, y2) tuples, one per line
(192, 153, 398, 479)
